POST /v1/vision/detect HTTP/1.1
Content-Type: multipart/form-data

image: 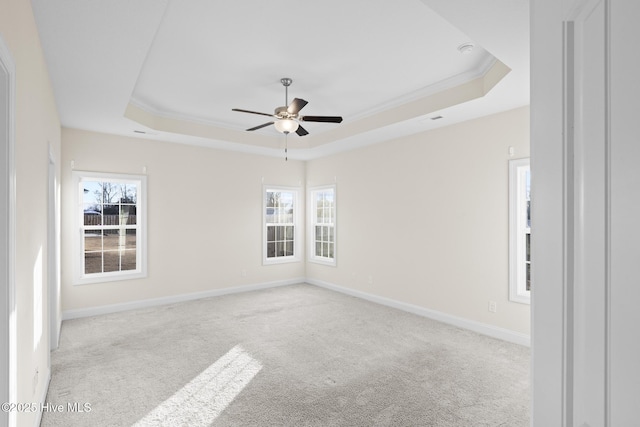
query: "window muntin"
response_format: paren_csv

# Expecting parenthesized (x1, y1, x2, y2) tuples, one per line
(309, 185, 336, 266)
(509, 158, 531, 303)
(264, 187, 299, 264)
(74, 172, 147, 284)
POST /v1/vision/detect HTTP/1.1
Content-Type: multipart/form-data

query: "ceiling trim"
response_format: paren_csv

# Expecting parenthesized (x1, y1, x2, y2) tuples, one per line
(127, 54, 498, 133)
(124, 58, 510, 155)
(348, 55, 498, 122)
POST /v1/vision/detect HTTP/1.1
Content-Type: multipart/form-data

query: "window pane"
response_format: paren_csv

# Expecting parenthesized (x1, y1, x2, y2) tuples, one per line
(315, 226, 322, 241)
(322, 243, 328, 257)
(103, 251, 120, 273)
(285, 226, 294, 240)
(120, 205, 136, 225)
(266, 207, 275, 223)
(84, 252, 102, 274)
(526, 263, 531, 291)
(328, 227, 334, 242)
(84, 230, 102, 252)
(526, 233, 530, 262)
(121, 250, 136, 271)
(315, 242, 322, 257)
(103, 230, 119, 251)
(285, 241, 294, 256)
(328, 243, 334, 258)
(120, 183, 136, 203)
(125, 229, 137, 250)
(275, 226, 283, 241)
(102, 183, 121, 205)
(267, 242, 275, 258)
(275, 242, 285, 257)
(279, 192, 293, 207)
(83, 204, 102, 226)
(267, 226, 275, 242)
(82, 181, 103, 204)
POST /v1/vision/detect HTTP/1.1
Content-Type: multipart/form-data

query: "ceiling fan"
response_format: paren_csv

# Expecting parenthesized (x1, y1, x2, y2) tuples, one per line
(232, 78, 343, 137)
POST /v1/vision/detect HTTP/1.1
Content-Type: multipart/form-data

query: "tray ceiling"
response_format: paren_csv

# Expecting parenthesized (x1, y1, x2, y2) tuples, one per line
(32, 0, 529, 159)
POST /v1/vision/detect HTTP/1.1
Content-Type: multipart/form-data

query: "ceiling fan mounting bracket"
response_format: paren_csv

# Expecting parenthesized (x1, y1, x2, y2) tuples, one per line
(280, 77, 293, 87)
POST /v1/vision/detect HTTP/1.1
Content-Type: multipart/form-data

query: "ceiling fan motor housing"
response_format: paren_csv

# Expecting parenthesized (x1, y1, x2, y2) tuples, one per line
(274, 106, 292, 118)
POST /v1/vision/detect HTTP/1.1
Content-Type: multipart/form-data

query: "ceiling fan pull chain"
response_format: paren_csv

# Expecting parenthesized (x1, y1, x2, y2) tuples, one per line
(284, 133, 288, 161)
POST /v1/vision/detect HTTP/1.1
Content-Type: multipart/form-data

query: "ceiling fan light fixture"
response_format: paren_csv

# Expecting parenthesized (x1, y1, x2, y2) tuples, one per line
(274, 118, 299, 134)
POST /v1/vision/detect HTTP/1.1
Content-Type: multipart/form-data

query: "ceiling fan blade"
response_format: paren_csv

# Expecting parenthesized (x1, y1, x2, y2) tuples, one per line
(287, 98, 308, 115)
(295, 125, 309, 136)
(300, 115, 343, 123)
(246, 122, 274, 131)
(232, 108, 275, 118)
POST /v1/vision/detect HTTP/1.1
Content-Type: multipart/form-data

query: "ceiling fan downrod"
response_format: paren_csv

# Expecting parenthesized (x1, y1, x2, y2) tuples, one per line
(281, 77, 292, 106)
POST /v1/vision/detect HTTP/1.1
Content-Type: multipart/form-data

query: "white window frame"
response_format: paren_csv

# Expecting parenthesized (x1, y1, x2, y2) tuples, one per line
(308, 184, 337, 266)
(72, 171, 147, 285)
(263, 185, 301, 265)
(509, 158, 531, 304)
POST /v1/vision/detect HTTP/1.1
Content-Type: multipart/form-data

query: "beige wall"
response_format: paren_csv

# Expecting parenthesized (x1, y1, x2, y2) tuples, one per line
(0, 0, 62, 425)
(61, 129, 305, 311)
(61, 107, 530, 337)
(306, 106, 530, 334)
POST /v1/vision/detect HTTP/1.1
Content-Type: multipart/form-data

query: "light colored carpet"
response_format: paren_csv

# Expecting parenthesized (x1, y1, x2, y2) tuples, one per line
(41, 284, 530, 426)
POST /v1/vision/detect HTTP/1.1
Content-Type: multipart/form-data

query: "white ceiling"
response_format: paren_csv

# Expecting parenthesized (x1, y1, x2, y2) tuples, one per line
(31, 0, 529, 160)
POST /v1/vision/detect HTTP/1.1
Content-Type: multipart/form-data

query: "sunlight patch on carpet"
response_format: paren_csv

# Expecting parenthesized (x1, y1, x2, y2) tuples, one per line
(133, 345, 262, 426)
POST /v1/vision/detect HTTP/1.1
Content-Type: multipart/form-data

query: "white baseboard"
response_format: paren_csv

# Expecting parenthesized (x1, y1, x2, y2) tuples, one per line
(62, 278, 305, 321)
(306, 278, 531, 347)
(33, 369, 51, 427)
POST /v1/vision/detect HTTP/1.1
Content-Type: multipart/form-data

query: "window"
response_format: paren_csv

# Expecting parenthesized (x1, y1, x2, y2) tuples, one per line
(308, 185, 336, 266)
(73, 171, 147, 285)
(263, 186, 300, 264)
(509, 158, 531, 303)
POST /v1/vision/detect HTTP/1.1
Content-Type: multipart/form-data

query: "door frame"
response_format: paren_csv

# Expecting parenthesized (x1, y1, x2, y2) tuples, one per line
(0, 35, 16, 427)
(48, 145, 60, 350)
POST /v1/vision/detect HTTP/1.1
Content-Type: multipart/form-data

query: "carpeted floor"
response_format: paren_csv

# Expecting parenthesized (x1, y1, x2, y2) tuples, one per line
(41, 284, 530, 426)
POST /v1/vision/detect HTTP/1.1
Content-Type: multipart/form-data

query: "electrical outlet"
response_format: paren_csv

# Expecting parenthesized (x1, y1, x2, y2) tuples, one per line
(488, 301, 497, 313)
